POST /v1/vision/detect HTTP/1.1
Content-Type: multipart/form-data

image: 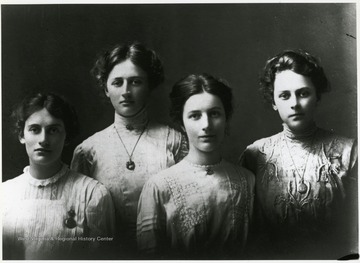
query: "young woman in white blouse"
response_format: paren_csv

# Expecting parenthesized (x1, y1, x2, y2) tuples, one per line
(2, 93, 115, 260)
(71, 41, 187, 258)
(137, 73, 255, 259)
(240, 50, 358, 259)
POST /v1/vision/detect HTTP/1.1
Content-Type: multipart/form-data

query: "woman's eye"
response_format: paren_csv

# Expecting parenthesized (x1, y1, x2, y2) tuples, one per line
(189, 113, 201, 120)
(131, 79, 142, 86)
(112, 79, 124, 87)
(299, 91, 310, 97)
(279, 93, 290, 100)
(48, 128, 60, 134)
(29, 127, 40, 133)
(209, 111, 220, 118)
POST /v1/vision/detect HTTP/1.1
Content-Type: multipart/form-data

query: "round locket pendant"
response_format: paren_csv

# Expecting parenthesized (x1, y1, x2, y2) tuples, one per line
(126, 160, 135, 170)
(298, 182, 308, 194)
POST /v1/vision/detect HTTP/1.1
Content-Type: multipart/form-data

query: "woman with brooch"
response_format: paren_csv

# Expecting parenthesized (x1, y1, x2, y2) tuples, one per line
(71, 41, 187, 258)
(2, 93, 115, 260)
(137, 73, 255, 259)
(240, 49, 358, 259)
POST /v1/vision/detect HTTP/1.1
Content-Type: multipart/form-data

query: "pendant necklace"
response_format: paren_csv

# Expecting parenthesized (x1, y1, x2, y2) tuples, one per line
(284, 135, 313, 194)
(114, 122, 148, 170)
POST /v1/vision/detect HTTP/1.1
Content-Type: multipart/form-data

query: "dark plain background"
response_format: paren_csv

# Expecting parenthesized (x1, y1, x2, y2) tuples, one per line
(2, 3, 357, 182)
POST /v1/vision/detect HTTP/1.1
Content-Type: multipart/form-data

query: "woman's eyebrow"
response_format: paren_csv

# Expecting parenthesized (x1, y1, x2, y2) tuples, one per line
(187, 110, 200, 114)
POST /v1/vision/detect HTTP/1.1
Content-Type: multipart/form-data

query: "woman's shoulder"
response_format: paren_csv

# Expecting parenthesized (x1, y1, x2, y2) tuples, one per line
(145, 162, 184, 188)
(82, 124, 114, 143)
(2, 173, 26, 190)
(222, 160, 255, 182)
(245, 132, 282, 154)
(67, 169, 109, 194)
(147, 121, 182, 137)
(317, 128, 356, 145)
(316, 128, 357, 160)
(74, 124, 114, 151)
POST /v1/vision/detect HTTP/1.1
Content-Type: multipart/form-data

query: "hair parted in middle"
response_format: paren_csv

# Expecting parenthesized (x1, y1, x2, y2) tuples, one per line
(259, 49, 330, 104)
(91, 41, 164, 92)
(169, 73, 233, 126)
(11, 92, 79, 142)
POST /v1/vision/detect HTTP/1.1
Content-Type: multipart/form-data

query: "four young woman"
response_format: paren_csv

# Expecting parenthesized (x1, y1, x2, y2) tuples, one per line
(3, 44, 357, 260)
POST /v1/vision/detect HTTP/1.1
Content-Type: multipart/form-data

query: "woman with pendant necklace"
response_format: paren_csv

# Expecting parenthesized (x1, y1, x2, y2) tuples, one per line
(3, 93, 115, 260)
(137, 73, 255, 259)
(71, 42, 187, 258)
(240, 49, 358, 259)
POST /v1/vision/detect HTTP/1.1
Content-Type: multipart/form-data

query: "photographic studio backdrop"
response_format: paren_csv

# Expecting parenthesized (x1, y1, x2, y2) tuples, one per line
(2, 3, 356, 181)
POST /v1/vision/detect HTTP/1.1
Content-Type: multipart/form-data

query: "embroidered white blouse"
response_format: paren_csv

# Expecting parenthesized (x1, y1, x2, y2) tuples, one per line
(2, 164, 115, 260)
(240, 124, 358, 259)
(137, 159, 255, 259)
(71, 109, 187, 254)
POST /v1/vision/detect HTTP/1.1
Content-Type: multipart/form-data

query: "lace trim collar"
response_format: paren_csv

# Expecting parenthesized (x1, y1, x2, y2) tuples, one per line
(282, 123, 318, 140)
(183, 158, 223, 174)
(24, 164, 69, 187)
(114, 107, 149, 132)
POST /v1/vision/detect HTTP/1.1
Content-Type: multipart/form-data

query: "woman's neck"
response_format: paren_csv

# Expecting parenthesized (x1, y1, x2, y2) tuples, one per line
(114, 107, 148, 129)
(185, 149, 222, 166)
(29, 160, 63, 180)
(283, 122, 318, 140)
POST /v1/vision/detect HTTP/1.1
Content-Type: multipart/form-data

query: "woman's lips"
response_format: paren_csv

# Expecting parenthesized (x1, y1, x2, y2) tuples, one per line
(289, 113, 305, 118)
(120, 100, 134, 104)
(35, 148, 51, 153)
(199, 135, 215, 141)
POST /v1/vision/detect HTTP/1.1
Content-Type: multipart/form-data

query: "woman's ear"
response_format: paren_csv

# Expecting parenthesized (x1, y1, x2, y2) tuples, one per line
(103, 86, 110, 97)
(272, 103, 278, 111)
(19, 135, 25, 144)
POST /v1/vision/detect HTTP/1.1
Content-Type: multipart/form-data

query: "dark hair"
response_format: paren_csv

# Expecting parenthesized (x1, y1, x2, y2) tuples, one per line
(260, 49, 330, 104)
(12, 93, 79, 141)
(91, 41, 164, 92)
(169, 73, 233, 126)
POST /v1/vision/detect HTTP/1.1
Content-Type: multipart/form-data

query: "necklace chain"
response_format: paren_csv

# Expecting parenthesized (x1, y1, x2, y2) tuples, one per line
(283, 133, 315, 194)
(114, 122, 148, 167)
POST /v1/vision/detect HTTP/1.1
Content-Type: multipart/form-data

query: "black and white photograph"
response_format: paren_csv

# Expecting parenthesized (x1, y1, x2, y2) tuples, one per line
(1, 1, 358, 260)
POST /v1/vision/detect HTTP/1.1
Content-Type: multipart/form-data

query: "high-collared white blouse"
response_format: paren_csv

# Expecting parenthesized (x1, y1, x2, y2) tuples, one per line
(137, 159, 255, 259)
(71, 109, 187, 254)
(2, 164, 115, 260)
(240, 124, 357, 258)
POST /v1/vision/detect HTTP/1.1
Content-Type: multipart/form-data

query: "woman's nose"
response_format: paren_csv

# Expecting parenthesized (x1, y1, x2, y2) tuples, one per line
(201, 115, 210, 131)
(38, 130, 49, 146)
(122, 81, 131, 98)
(290, 95, 300, 110)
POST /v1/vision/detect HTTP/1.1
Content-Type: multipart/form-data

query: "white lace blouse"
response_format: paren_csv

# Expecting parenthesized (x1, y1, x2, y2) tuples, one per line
(137, 159, 255, 259)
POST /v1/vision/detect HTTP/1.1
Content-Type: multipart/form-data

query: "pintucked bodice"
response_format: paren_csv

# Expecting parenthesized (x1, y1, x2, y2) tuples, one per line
(137, 159, 255, 259)
(2, 164, 115, 260)
(70, 110, 187, 253)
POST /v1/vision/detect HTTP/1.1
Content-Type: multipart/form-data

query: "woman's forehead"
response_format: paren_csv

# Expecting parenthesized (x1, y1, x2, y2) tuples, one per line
(274, 70, 314, 92)
(25, 108, 64, 126)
